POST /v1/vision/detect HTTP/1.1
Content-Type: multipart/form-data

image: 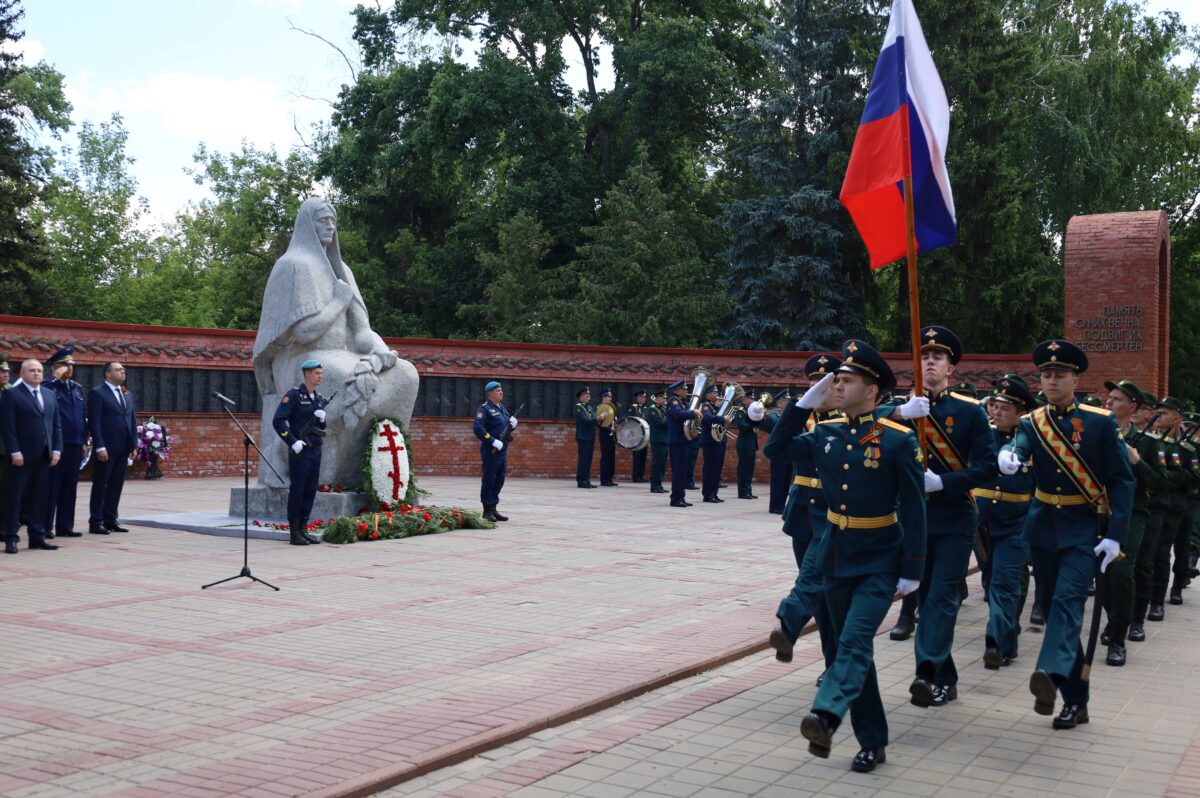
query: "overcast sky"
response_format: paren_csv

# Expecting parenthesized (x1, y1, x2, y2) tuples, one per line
(15, 0, 1200, 223)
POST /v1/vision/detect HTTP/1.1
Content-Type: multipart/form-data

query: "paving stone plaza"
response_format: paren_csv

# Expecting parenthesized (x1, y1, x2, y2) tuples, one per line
(2, 476, 1199, 797)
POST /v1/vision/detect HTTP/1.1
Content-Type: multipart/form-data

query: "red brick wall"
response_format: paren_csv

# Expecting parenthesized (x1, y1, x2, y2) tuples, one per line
(1064, 210, 1171, 396)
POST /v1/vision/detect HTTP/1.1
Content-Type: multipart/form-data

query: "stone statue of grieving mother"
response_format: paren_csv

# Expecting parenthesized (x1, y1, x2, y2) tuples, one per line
(253, 197, 419, 489)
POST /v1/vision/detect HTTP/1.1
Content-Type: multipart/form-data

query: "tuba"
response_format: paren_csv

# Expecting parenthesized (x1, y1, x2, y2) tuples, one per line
(683, 367, 716, 441)
(711, 383, 746, 442)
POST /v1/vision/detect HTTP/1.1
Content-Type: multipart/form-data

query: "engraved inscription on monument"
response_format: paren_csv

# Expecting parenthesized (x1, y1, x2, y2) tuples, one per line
(1070, 304, 1145, 354)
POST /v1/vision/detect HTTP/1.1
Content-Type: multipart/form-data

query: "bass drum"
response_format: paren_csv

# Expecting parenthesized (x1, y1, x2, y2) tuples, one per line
(614, 417, 651, 452)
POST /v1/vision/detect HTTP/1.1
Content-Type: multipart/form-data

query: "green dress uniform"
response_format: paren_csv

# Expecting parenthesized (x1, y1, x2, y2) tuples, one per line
(574, 395, 596, 488)
(1151, 398, 1189, 612)
(1004, 341, 1134, 721)
(733, 405, 759, 498)
(797, 341, 926, 766)
(646, 396, 668, 493)
(1097, 380, 1163, 660)
(1172, 437, 1199, 597)
(1134, 392, 1170, 631)
(628, 395, 649, 483)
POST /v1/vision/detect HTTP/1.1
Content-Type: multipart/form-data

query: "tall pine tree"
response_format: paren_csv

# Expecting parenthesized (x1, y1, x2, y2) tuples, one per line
(717, 0, 872, 351)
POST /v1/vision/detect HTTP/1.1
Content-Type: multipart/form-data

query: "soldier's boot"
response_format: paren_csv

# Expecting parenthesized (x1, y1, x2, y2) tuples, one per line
(491, 506, 509, 522)
(289, 520, 309, 546)
(482, 505, 499, 522)
(1105, 622, 1128, 666)
(1190, 551, 1200, 578)
(300, 519, 321, 544)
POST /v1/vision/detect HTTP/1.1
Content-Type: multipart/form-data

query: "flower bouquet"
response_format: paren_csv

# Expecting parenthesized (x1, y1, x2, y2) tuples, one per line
(135, 417, 177, 479)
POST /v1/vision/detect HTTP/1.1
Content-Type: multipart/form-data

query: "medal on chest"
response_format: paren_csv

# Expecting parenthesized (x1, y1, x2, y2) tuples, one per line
(858, 424, 883, 469)
(1071, 418, 1084, 445)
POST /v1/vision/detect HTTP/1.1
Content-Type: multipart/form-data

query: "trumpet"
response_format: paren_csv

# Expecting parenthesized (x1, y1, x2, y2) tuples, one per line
(711, 382, 745, 442)
(747, 391, 772, 422)
(683, 367, 715, 441)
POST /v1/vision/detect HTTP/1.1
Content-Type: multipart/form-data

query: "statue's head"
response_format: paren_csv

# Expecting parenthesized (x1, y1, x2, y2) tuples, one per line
(313, 202, 336, 246)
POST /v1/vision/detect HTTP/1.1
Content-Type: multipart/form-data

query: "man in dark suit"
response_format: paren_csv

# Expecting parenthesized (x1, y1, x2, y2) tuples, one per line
(1, 359, 63, 553)
(87, 361, 138, 535)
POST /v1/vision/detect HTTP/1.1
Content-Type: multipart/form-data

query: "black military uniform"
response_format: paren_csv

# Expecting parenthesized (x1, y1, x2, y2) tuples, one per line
(574, 388, 597, 488)
(666, 380, 694, 506)
(44, 347, 87, 538)
(473, 380, 514, 522)
(763, 390, 792, 514)
(272, 359, 327, 545)
(733, 393, 760, 499)
(597, 389, 618, 486)
(628, 390, 649, 483)
(647, 390, 668, 493)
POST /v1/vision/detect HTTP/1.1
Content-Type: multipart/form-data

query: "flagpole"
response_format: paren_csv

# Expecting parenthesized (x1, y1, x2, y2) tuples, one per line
(899, 103, 926, 459)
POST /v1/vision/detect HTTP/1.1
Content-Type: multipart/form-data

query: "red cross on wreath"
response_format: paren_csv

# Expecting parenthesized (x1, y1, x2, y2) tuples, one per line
(376, 422, 407, 501)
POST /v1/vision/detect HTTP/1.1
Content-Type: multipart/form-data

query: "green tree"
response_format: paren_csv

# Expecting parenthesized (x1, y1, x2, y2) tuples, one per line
(457, 211, 552, 340)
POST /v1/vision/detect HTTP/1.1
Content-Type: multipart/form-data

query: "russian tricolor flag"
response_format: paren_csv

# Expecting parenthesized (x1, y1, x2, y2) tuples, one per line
(840, 0, 956, 269)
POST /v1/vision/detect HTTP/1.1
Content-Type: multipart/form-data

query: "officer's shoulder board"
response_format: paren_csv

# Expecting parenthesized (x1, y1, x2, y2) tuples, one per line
(876, 417, 915, 435)
(1079, 403, 1113, 417)
(950, 391, 980, 405)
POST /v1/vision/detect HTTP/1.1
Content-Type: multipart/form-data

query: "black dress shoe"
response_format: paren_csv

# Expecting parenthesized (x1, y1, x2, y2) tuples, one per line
(1106, 644, 1126, 666)
(303, 533, 322, 544)
(703, 497, 720, 503)
(89, 526, 110, 535)
(4, 541, 16, 554)
(932, 685, 957, 705)
(30, 542, 59, 550)
(748, 493, 758, 499)
(105, 524, 130, 533)
(650, 487, 666, 494)
(851, 747, 886, 773)
(909, 678, 935, 708)
(1029, 605, 1045, 626)
(983, 646, 1004, 670)
(714, 496, 724, 502)
(889, 615, 916, 641)
(768, 624, 793, 663)
(1052, 704, 1088, 729)
(738, 494, 754, 500)
(1148, 604, 1165, 621)
(670, 500, 690, 508)
(686, 483, 698, 490)
(1129, 624, 1146, 642)
(45, 531, 55, 539)
(1029, 670, 1057, 716)
(1169, 588, 1183, 605)
(56, 530, 83, 537)
(601, 481, 618, 487)
(769, 508, 783, 515)
(800, 712, 836, 758)
(491, 508, 509, 522)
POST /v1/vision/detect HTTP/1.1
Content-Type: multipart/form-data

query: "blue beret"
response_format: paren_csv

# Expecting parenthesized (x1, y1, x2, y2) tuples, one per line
(485, 381, 501, 392)
(300, 359, 322, 370)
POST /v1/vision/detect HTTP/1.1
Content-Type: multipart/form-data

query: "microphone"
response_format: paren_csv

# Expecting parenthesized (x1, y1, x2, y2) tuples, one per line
(212, 391, 237, 406)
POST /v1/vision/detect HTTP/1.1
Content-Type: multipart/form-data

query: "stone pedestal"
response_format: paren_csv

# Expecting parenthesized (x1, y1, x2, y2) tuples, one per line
(229, 486, 372, 521)
(1064, 210, 1170, 395)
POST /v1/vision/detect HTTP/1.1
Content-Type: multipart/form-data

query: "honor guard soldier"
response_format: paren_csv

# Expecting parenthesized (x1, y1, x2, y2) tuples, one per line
(667, 379, 698, 507)
(733, 390, 761, 499)
(978, 375, 1037, 670)
(794, 341, 926, 773)
(44, 347, 87, 538)
(628, 390, 649, 483)
(762, 390, 792, 514)
(272, 359, 328, 546)
(999, 340, 1133, 728)
(1149, 395, 1189, 616)
(764, 354, 843, 676)
(596, 389, 618, 486)
(574, 388, 597, 488)
(473, 380, 516, 522)
(699, 385, 729, 502)
(1100, 379, 1165, 665)
(896, 326, 998, 709)
(647, 390, 669, 493)
(1131, 391, 1169, 637)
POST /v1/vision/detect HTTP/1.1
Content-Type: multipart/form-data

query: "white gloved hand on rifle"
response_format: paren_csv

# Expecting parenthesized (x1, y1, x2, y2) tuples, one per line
(291, 440, 305, 454)
(491, 438, 504, 451)
(509, 416, 518, 428)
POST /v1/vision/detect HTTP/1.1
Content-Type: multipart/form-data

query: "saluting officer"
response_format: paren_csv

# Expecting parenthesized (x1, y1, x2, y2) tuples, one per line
(977, 375, 1037, 671)
(574, 388, 597, 489)
(473, 380, 516, 522)
(272, 359, 327, 546)
(733, 390, 760, 499)
(44, 347, 87, 538)
(628, 390, 649, 483)
(699, 385, 728, 503)
(667, 379, 698, 507)
(999, 340, 1133, 729)
(795, 340, 926, 774)
(1100, 379, 1164, 666)
(899, 326, 998, 710)
(646, 390, 668, 494)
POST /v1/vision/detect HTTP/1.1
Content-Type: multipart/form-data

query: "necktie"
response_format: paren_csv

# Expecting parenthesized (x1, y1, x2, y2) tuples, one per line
(116, 387, 126, 409)
(34, 388, 43, 412)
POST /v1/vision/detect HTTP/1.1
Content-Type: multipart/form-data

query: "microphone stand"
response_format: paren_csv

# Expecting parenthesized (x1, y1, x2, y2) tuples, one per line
(203, 397, 283, 591)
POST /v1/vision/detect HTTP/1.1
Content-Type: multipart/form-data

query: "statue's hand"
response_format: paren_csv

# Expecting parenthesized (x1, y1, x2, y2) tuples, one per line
(333, 279, 353, 304)
(377, 349, 397, 369)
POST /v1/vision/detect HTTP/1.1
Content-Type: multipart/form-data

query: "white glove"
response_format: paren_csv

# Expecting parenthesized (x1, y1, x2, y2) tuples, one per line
(291, 440, 305, 454)
(898, 396, 930, 419)
(1094, 539, 1121, 573)
(896, 578, 920, 596)
(998, 449, 1021, 475)
(509, 416, 518, 429)
(747, 401, 765, 421)
(314, 409, 326, 422)
(924, 470, 944, 492)
(797, 373, 836, 409)
(491, 438, 504, 451)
